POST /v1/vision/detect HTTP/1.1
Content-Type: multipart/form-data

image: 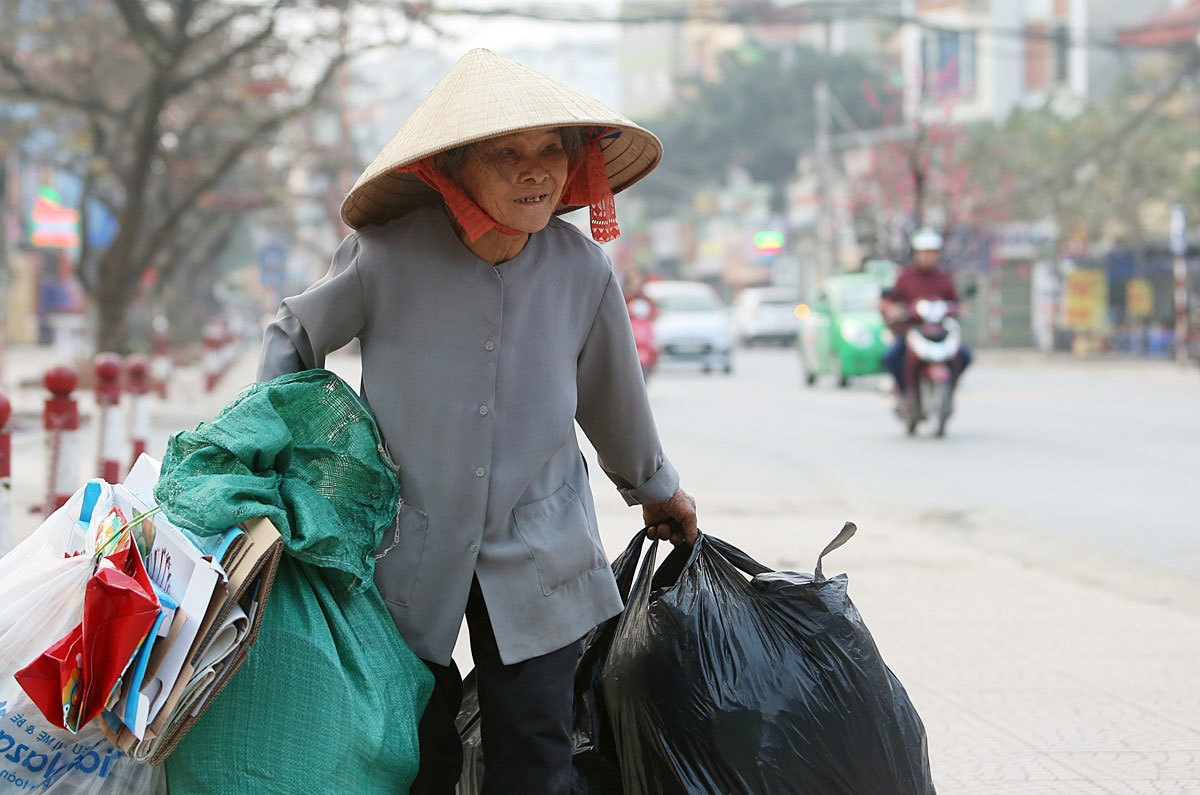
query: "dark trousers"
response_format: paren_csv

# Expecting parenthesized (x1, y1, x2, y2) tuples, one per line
(884, 336, 972, 389)
(410, 582, 582, 795)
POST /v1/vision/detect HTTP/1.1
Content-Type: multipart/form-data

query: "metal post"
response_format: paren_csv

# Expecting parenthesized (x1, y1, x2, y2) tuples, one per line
(43, 366, 79, 514)
(151, 314, 171, 399)
(125, 354, 151, 471)
(815, 80, 833, 282)
(0, 390, 11, 554)
(94, 353, 123, 483)
(1170, 204, 1188, 364)
(203, 323, 223, 393)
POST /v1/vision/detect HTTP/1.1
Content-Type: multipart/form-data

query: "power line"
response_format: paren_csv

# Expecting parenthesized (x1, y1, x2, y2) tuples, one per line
(427, 2, 1187, 53)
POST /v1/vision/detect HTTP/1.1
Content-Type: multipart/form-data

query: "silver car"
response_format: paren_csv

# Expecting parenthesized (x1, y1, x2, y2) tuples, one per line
(733, 287, 800, 346)
(643, 280, 734, 374)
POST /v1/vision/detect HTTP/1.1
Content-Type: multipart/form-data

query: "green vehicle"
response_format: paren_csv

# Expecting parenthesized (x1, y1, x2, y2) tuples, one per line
(797, 267, 897, 387)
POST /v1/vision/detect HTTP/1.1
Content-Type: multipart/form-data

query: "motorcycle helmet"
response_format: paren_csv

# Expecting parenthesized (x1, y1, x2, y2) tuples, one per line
(910, 227, 944, 252)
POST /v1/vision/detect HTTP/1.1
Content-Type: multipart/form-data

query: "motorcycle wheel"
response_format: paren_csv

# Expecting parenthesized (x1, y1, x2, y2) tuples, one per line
(935, 379, 953, 437)
(832, 355, 850, 388)
(904, 389, 920, 436)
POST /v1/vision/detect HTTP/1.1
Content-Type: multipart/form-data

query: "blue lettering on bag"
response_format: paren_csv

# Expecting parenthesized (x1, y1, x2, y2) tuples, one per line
(24, 751, 48, 773)
(76, 750, 100, 774)
(6, 742, 28, 763)
(0, 729, 14, 754)
(43, 751, 70, 784)
(98, 747, 121, 778)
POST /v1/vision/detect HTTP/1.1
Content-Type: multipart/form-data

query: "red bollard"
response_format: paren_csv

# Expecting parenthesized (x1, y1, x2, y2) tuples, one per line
(152, 315, 171, 399)
(203, 323, 223, 393)
(94, 353, 124, 484)
(43, 366, 80, 514)
(0, 390, 11, 553)
(223, 325, 237, 370)
(125, 354, 151, 469)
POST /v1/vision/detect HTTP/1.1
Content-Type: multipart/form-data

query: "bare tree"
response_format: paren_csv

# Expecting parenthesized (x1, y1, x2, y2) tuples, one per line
(0, 0, 426, 352)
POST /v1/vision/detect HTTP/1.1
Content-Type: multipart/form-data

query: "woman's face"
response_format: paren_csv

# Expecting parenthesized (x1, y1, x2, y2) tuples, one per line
(456, 128, 570, 234)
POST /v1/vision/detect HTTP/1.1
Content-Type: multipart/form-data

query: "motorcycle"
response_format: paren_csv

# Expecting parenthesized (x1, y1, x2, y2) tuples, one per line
(900, 298, 961, 437)
(628, 296, 659, 381)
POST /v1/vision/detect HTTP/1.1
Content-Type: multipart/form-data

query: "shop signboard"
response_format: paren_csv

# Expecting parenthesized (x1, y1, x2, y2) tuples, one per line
(1063, 270, 1107, 331)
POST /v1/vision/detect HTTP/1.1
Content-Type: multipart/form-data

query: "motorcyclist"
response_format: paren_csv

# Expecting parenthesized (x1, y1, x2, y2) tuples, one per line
(881, 228, 972, 399)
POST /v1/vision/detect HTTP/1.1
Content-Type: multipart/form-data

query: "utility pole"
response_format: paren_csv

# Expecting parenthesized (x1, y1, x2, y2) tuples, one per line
(815, 79, 833, 285)
(1170, 203, 1189, 365)
(0, 144, 10, 385)
(814, 16, 836, 285)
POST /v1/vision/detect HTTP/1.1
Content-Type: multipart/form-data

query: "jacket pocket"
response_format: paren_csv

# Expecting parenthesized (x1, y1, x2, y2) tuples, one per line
(374, 501, 429, 607)
(514, 482, 606, 596)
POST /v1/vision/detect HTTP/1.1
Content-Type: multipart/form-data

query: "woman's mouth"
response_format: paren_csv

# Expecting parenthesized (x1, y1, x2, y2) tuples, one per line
(515, 193, 549, 206)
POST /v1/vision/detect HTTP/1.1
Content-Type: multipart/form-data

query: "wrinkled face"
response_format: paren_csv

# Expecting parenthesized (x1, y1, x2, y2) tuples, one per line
(455, 128, 570, 234)
(914, 249, 940, 270)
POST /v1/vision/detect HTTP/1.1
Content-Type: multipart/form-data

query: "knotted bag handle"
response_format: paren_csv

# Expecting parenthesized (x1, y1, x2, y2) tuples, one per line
(814, 521, 857, 582)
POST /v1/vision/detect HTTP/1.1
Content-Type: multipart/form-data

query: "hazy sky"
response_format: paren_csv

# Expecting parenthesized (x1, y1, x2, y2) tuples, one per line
(419, 1, 622, 54)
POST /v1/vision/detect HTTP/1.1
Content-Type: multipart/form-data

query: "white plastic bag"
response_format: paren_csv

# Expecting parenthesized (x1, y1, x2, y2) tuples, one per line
(0, 481, 165, 793)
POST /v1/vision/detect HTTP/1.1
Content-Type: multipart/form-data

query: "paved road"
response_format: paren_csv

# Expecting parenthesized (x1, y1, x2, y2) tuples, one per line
(639, 347, 1200, 586)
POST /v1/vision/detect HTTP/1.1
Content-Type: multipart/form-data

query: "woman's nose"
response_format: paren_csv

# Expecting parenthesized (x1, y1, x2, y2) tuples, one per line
(518, 158, 550, 183)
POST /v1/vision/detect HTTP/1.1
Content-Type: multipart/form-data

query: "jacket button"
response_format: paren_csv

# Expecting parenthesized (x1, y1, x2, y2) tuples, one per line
(479, 405, 489, 416)
(484, 340, 495, 351)
(475, 467, 486, 477)
(469, 542, 479, 554)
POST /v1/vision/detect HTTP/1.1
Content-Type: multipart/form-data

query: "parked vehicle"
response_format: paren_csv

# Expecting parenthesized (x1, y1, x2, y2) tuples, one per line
(733, 287, 801, 346)
(627, 295, 658, 380)
(643, 280, 734, 374)
(897, 298, 962, 437)
(797, 272, 894, 387)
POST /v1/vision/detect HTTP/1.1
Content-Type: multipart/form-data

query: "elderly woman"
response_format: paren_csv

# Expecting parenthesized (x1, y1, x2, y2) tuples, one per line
(257, 50, 697, 793)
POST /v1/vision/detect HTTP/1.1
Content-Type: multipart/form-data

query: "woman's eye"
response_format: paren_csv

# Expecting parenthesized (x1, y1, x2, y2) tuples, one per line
(543, 144, 560, 153)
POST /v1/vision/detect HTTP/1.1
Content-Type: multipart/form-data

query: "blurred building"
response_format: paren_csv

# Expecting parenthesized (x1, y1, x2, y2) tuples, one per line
(901, 0, 1186, 124)
(619, 0, 905, 119)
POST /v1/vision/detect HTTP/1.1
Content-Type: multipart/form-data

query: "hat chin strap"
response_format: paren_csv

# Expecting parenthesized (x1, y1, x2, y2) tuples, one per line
(397, 128, 622, 244)
(399, 159, 524, 243)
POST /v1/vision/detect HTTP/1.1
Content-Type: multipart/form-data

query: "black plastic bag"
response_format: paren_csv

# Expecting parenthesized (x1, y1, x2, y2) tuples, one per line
(599, 523, 934, 794)
(458, 524, 933, 794)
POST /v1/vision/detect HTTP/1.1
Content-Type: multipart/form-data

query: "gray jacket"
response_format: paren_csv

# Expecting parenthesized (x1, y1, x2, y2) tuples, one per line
(256, 206, 678, 665)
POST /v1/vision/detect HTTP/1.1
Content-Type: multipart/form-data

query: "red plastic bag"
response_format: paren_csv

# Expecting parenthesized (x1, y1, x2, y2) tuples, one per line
(15, 541, 160, 732)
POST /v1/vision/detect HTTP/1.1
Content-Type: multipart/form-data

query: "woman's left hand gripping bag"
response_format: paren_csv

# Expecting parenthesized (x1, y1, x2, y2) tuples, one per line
(0, 481, 166, 794)
(150, 370, 433, 794)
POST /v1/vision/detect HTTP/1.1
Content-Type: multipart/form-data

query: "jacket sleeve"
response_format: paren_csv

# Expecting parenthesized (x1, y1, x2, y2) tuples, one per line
(256, 233, 367, 382)
(575, 270, 679, 506)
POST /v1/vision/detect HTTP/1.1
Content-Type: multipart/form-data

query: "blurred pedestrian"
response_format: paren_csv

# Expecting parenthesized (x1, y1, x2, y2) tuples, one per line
(256, 49, 697, 794)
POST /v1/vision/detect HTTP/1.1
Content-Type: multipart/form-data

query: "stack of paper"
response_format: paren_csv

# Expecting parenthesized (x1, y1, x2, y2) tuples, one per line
(98, 454, 283, 765)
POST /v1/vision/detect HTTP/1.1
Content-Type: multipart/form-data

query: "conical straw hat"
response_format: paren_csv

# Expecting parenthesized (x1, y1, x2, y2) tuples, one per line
(340, 48, 663, 230)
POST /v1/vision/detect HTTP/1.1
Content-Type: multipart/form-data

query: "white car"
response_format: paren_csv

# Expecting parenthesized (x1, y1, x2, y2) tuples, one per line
(733, 287, 800, 346)
(643, 280, 734, 374)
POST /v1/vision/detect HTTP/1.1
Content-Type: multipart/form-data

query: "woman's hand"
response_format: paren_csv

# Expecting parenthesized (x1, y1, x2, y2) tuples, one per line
(643, 488, 698, 545)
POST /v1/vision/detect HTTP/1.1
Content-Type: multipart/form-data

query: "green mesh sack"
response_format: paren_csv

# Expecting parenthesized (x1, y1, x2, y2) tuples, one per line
(154, 370, 432, 794)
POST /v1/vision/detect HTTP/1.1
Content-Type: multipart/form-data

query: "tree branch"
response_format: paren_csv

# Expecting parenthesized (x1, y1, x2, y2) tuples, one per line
(0, 49, 118, 117)
(138, 51, 347, 270)
(167, 18, 277, 96)
(183, 0, 287, 54)
(110, 0, 169, 64)
(73, 119, 110, 297)
(1002, 50, 1200, 204)
(154, 211, 240, 292)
